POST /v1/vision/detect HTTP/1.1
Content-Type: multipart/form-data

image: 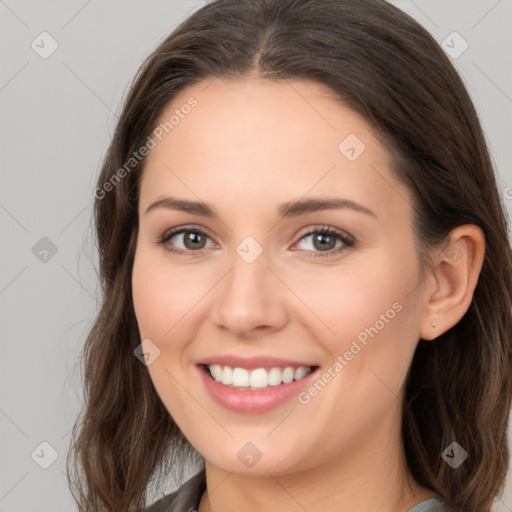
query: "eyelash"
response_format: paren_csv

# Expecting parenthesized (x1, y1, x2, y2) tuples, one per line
(156, 225, 355, 258)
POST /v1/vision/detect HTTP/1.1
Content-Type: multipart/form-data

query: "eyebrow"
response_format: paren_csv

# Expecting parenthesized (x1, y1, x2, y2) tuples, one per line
(144, 196, 377, 219)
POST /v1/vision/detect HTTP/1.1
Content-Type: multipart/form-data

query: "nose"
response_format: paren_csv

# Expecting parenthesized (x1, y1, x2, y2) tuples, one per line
(210, 248, 289, 339)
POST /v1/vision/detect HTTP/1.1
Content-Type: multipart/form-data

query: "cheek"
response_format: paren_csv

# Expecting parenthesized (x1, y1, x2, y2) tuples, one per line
(131, 248, 202, 421)
(289, 259, 419, 448)
(289, 249, 420, 388)
(290, 260, 410, 344)
(132, 247, 205, 341)
(132, 256, 169, 340)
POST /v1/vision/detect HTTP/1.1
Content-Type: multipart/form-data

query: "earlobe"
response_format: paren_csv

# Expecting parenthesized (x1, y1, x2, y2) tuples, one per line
(419, 224, 486, 341)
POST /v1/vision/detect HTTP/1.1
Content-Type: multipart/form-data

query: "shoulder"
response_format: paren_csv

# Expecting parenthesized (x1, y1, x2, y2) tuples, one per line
(408, 497, 447, 512)
(145, 470, 206, 512)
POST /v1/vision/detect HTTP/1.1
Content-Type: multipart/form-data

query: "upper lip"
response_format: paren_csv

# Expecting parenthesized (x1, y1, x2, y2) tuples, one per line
(196, 355, 318, 370)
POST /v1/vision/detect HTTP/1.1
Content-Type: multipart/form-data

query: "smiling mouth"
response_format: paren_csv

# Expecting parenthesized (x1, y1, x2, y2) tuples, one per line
(200, 363, 319, 390)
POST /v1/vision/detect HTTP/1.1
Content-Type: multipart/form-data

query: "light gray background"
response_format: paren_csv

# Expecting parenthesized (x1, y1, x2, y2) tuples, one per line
(1, 1, 511, 511)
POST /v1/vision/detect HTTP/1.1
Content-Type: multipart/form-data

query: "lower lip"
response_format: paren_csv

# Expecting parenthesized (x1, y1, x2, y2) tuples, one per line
(197, 365, 319, 413)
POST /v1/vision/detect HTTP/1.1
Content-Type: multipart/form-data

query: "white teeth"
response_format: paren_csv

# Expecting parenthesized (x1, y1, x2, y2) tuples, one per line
(210, 364, 222, 381)
(294, 366, 309, 380)
(221, 365, 233, 385)
(206, 364, 314, 389)
(249, 368, 268, 388)
(268, 367, 282, 386)
(282, 367, 294, 384)
(232, 368, 249, 387)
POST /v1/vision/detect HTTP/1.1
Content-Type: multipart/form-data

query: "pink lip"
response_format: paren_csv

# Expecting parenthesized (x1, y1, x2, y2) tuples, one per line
(195, 354, 316, 370)
(197, 364, 320, 413)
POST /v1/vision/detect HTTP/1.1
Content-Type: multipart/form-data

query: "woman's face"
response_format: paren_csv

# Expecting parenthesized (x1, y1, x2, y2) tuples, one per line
(132, 77, 429, 476)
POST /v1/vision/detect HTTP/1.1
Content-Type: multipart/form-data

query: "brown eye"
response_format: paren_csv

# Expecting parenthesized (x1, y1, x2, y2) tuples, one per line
(294, 227, 354, 258)
(311, 232, 337, 251)
(157, 227, 215, 254)
(182, 230, 207, 250)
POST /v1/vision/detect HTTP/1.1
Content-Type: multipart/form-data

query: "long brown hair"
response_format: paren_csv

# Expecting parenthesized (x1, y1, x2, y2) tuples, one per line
(67, 0, 512, 510)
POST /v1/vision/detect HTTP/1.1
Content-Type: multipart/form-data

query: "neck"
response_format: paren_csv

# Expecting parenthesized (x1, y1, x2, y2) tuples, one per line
(198, 409, 437, 512)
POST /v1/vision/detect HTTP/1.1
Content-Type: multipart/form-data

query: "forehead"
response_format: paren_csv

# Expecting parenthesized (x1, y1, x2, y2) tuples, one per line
(139, 77, 411, 224)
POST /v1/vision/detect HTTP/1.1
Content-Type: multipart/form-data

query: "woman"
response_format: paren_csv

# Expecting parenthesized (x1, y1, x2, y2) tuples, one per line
(67, 1, 512, 511)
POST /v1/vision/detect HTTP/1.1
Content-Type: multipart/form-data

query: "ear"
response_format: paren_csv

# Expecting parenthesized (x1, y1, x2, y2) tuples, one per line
(419, 224, 486, 340)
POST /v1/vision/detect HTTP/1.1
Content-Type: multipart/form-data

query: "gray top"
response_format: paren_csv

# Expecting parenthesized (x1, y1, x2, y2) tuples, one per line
(145, 470, 446, 512)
